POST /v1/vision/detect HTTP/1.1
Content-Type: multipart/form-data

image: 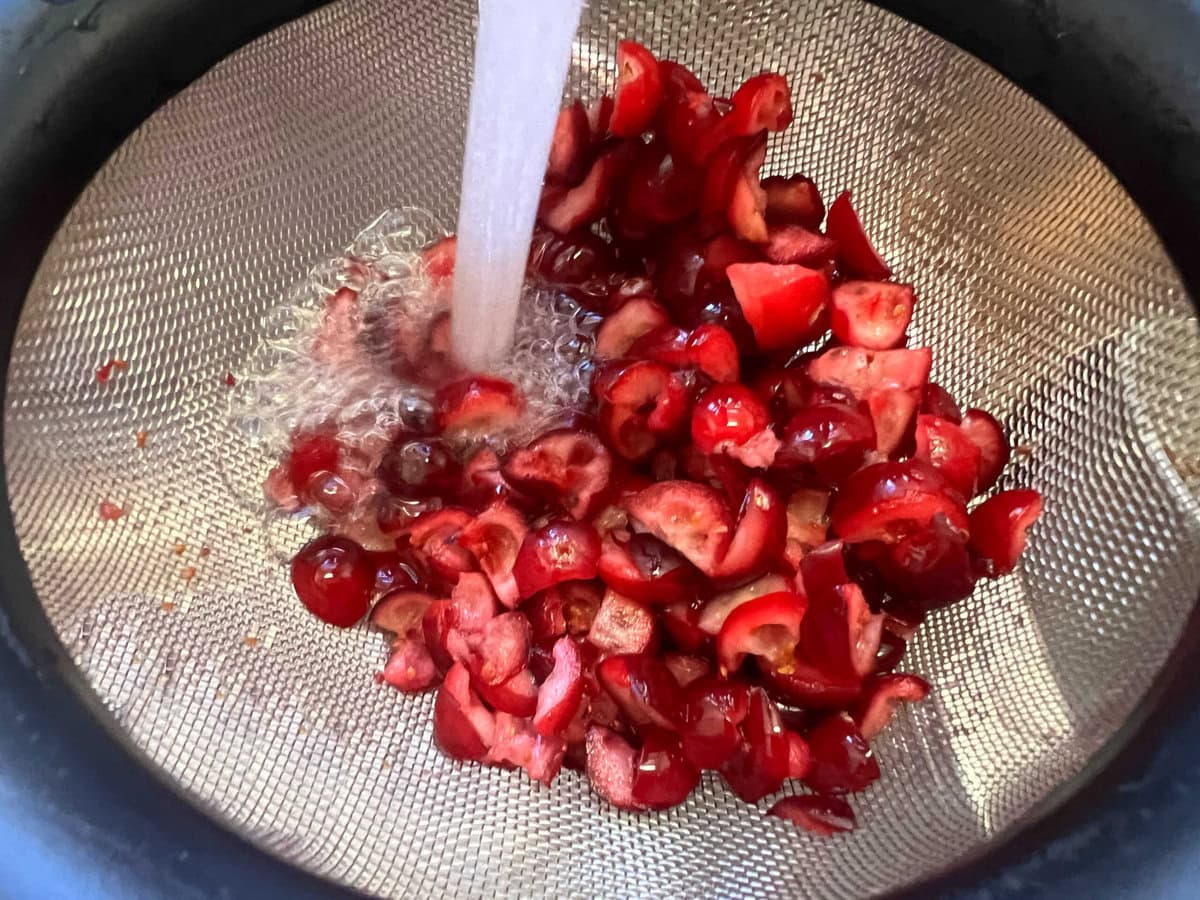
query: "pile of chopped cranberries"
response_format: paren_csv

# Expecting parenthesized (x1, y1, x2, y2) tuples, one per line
(277, 41, 1043, 834)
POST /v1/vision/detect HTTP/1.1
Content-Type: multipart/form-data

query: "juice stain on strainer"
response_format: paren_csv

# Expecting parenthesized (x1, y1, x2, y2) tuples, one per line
(232, 208, 600, 550)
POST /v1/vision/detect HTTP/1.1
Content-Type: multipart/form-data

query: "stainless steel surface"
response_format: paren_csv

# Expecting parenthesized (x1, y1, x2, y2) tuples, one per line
(5, 0, 1199, 896)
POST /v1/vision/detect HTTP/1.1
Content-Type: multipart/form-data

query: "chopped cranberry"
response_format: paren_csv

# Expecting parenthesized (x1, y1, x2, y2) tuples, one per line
(753, 367, 811, 424)
(435, 376, 524, 436)
(534, 637, 586, 737)
(382, 638, 437, 693)
(502, 429, 612, 520)
(595, 360, 690, 460)
(830, 460, 969, 544)
(546, 100, 592, 185)
(876, 512, 977, 610)
(727, 262, 830, 352)
(799, 579, 884, 681)
(661, 600, 711, 654)
(433, 663, 495, 762)
(921, 382, 963, 424)
(541, 143, 635, 234)
(528, 227, 620, 310)
(421, 235, 458, 284)
(803, 712, 880, 795)
(369, 589, 435, 639)
(371, 547, 428, 594)
(698, 572, 793, 636)
(523, 587, 567, 641)
(627, 324, 692, 369)
(408, 507, 479, 582)
(560, 580, 605, 636)
(291, 535, 374, 628)
(959, 408, 1011, 493)
(588, 590, 659, 656)
(474, 667, 539, 718)
(762, 174, 826, 230)
(597, 532, 700, 606)
(458, 503, 529, 608)
(377, 436, 461, 499)
(852, 673, 930, 741)
(776, 402, 876, 484)
(703, 134, 769, 243)
(662, 653, 712, 687)
(619, 139, 701, 227)
(785, 730, 812, 779)
(716, 591, 807, 674)
(710, 478, 788, 583)
(586, 726, 643, 810)
(768, 795, 856, 835)
(626, 480, 734, 576)
(610, 40, 664, 137)
(690, 384, 776, 464)
(760, 654, 864, 709)
(763, 225, 838, 267)
(631, 729, 701, 809)
(513, 520, 602, 599)
(595, 296, 673, 359)
(825, 191, 891, 280)
(471, 612, 532, 686)
(969, 489, 1044, 576)
(287, 432, 341, 499)
(686, 324, 740, 383)
(914, 414, 982, 499)
(829, 281, 915, 350)
(784, 488, 831, 565)
(679, 677, 750, 770)
(597, 653, 685, 732)
(808, 345, 932, 399)
(680, 290, 760, 358)
(720, 687, 790, 803)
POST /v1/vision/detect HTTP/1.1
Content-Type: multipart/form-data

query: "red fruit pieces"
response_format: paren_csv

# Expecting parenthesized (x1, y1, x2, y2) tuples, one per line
(503, 429, 612, 520)
(459, 503, 529, 608)
(803, 712, 880, 795)
(717, 591, 807, 674)
(764, 225, 838, 268)
(597, 532, 699, 606)
(513, 520, 602, 599)
(291, 535, 374, 628)
(825, 191, 891, 280)
(785, 731, 812, 780)
(760, 656, 863, 709)
(720, 687, 790, 802)
(541, 144, 632, 234)
(698, 572, 792, 636)
(586, 726, 643, 810)
(546, 100, 591, 185)
(595, 297, 672, 359)
(421, 235, 457, 284)
(611, 40, 664, 138)
(474, 612, 532, 686)
(370, 590, 436, 639)
(799, 581, 883, 680)
(726, 72, 794, 135)
(711, 478, 788, 582)
(969, 489, 1044, 576)
(852, 673, 930, 741)
(631, 730, 701, 809)
(686, 324, 740, 382)
(626, 480, 733, 576)
(597, 653, 684, 732)
(435, 376, 524, 436)
(434, 662, 495, 762)
(704, 134, 769, 243)
(777, 403, 876, 485)
(534, 637, 585, 737)
(808, 345, 932, 399)
(474, 667, 540, 718)
(727, 262, 830, 352)
(830, 281, 915, 350)
(378, 436, 462, 499)
(588, 590, 659, 656)
(914, 414, 982, 499)
(922, 382, 963, 424)
(762, 174, 825, 230)
(382, 639, 437, 693)
(680, 677, 750, 770)
(830, 460, 968, 544)
(878, 512, 977, 610)
(691, 384, 779, 468)
(768, 795, 856, 836)
(595, 360, 690, 460)
(960, 408, 1011, 493)
(287, 432, 341, 498)
(663, 653, 712, 687)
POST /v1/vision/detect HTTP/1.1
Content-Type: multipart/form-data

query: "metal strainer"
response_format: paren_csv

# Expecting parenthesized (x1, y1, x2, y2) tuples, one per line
(4, 0, 1199, 897)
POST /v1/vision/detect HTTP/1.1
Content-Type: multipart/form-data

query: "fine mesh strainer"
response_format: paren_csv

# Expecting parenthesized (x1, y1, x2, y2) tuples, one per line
(2, 0, 1200, 897)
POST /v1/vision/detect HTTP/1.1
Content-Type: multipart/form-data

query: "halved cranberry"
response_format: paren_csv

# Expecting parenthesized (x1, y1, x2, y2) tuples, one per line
(458, 503, 529, 608)
(703, 134, 769, 243)
(626, 480, 734, 576)
(586, 726, 642, 810)
(502, 429, 612, 520)
(546, 100, 592, 185)
(969, 489, 1043, 576)
(620, 139, 701, 226)
(716, 591, 807, 674)
(697, 571, 791, 638)
(852, 673, 930, 740)
(421, 235, 457, 284)
(710, 478, 788, 583)
(287, 432, 341, 500)
(922, 382, 963, 424)
(784, 488, 831, 568)
(800, 579, 884, 681)
(866, 386, 919, 456)
(541, 143, 633, 234)
(662, 601, 710, 653)
(960, 408, 1011, 493)
(761, 654, 863, 709)
(473, 612, 532, 686)
(663, 653, 712, 687)
(753, 367, 811, 424)
(804, 712, 880, 795)
(513, 520, 602, 599)
(528, 227, 620, 310)
(597, 653, 684, 732)
(588, 590, 659, 656)
(768, 795, 856, 835)
(369, 589, 436, 639)
(785, 731, 812, 779)
(595, 360, 690, 460)
(825, 191, 891, 280)
(764, 225, 838, 267)
(378, 436, 462, 499)
(434, 376, 524, 436)
(830, 281, 914, 350)
(631, 729, 701, 809)
(534, 637, 586, 737)
(808, 345, 932, 399)
(686, 324, 740, 383)
(627, 324, 692, 368)
(727, 262, 830, 352)
(776, 402, 876, 484)
(720, 687, 790, 803)
(382, 638, 438, 693)
(830, 460, 969, 544)
(561, 580, 605, 636)
(914, 414, 982, 499)
(422, 600, 457, 671)
(433, 662, 495, 762)
(877, 512, 977, 610)
(474, 667, 540, 718)
(725, 72, 794, 135)
(610, 40, 663, 137)
(448, 571, 499, 633)
(597, 532, 700, 606)
(680, 443, 753, 507)
(679, 677, 750, 770)
(595, 297, 672, 359)
(762, 174, 825, 230)
(524, 586, 569, 641)
(691, 384, 777, 466)
(486, 713, 567, 786)
(291, 535, 374, 628)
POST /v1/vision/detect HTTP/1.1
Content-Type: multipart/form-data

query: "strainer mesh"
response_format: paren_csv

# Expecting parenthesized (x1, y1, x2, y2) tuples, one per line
(5, 0, 1200, 897)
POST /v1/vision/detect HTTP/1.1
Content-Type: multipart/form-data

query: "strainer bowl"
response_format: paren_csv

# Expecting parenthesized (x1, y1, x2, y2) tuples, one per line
(1, 0, 1199, 898)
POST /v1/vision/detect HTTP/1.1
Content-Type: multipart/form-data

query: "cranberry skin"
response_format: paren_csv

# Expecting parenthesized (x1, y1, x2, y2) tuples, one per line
(378, 437, 462, 499)
(691, 384, 771, 455)
(291, 535, 374, 627)
(631, 729, 701, 809)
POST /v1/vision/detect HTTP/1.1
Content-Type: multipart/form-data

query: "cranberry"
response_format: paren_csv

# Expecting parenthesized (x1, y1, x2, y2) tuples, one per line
(720, 687, 790, 802)
(291, 535, 374, 627)
(691, 384, 772, 456)
(768, 795, 856, 836)
(512, 521, 602, 599)
(803, 712, 880, 795)
(378, 437, 461, 499)
(631, 729, 701, 809)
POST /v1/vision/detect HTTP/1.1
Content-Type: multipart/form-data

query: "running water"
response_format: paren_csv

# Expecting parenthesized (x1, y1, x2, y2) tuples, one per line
(451, 0, 585, 371)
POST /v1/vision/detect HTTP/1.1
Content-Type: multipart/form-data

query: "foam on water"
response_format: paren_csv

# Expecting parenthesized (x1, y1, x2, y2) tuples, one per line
(232, 208, 596, 541)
